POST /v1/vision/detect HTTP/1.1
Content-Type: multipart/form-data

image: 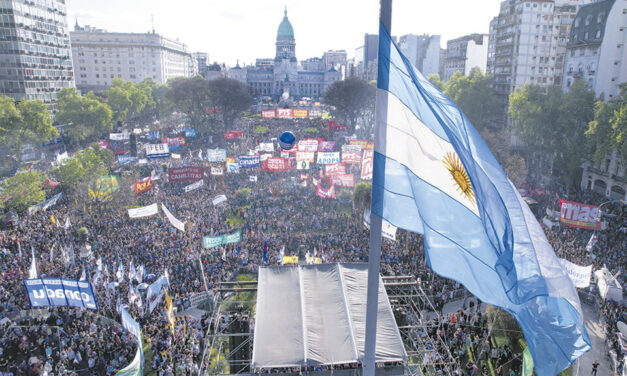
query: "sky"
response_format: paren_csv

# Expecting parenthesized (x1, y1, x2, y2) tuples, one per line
(66, 0, 503, 67)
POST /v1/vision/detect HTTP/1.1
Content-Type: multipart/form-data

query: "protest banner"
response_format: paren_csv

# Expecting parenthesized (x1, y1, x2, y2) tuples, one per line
(259, 142, 274, 152)
(283, 256, 299, 265)
(316, 183, 336, 199)
(261, 110, 276, 118)
(184, 180, 203, 193)
(227, 162, 240, 173)
(361, 149, 374, 180)
(133, 177, 152, 195)
(558, 258, 592, 288)
(212, 194, 227, 206)
(317, 152, 341, 164)
(168, 167, 203, 182)
(207, 148, 227, 162)
(296, 151, 315, 162)
(342, 144, 362, 153)
(325, 163, 346, 176)
(363, 209, 398, 241)
(559, 199, 601, 230)
(128, 203, 159, 218)
(211, 165, 224, 176)
(265, 157, 290, 171)
(318, 141, 336, 152)
(237, 155, 260, 168)
(331, 174, 355, 187)
(202, 229, 242, 248)
(24, 278, 98, 310)
(342, 151, 362, 164)
(162, 137, 185, 150)
(145, 144, 170, 159)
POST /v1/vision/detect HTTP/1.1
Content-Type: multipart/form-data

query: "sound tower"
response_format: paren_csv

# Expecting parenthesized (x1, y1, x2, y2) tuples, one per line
(130, 133, 137, 156)
(229, 312, 250, 373)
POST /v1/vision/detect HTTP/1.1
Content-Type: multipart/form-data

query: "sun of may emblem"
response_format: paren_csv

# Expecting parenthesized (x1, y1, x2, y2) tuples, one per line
(443, 152, 475, 204)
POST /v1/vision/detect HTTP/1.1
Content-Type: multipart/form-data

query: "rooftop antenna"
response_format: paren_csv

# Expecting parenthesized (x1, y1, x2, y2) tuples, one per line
(151, 14, 155, 34)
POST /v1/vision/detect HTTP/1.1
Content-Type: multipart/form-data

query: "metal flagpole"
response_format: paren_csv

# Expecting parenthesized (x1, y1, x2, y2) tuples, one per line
(363, 1, 392, 376)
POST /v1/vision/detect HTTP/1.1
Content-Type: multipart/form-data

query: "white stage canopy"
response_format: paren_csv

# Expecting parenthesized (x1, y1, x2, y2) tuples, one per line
(252, 263, 407, 369)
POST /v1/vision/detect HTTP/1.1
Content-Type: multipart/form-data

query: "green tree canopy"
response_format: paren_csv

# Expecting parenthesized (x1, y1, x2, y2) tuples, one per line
(427, 73, 445, 91)
(0, 95, 57, 164)
(141, 78, 174, 119)
(509, 80, 595, 187)
(166, 76, 215, 131)
(207, 77, 253, 130)
(52, 145, 113, 190)
(586, 83, 627, 164)
(444, 69, 500, 131)
(323, 77, 375, 136)
(353, 181, 372, 211)
(55, 88, 113, 145)
(0, 170, 47, 212)
(105, 78, 154, 124)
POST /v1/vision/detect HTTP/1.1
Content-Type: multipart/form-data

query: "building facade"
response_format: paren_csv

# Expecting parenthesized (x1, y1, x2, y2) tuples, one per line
(488, 0, 578, 100)
(244, 8, 340, 100)
(398, 34, 441, 78)
(0, 0, 75, 108)
(443, 34, 489, 81)
(70, 23, 193, 92)
(563, 0, 626, 100)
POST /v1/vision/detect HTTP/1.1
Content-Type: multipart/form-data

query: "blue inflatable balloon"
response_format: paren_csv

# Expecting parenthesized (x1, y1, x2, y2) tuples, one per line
(279, 131, 296, 150)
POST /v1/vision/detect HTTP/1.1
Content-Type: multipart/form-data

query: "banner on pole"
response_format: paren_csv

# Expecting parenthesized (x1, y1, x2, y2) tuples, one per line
(316, 183, 336, 199)
(559, 199, 600, 230)
(184, 180, 204, 193)
(202, 229, 242, 248)
(24, 278, 98, 310)
(134, 177, 152, 195)
(559, 258, 592, 288)
(363, 209, 397, 241)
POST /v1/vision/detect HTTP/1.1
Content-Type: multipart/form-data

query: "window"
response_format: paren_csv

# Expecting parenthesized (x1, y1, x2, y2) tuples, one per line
(585, 15, 592, 25)
(596, 29, 601, 39)
(574, 17, 580, 27)
(597, 12, 605, 23)
(95, 73, 99, 78)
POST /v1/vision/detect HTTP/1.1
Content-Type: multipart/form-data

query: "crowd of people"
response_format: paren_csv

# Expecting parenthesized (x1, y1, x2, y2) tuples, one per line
(0, 115, 624, 375)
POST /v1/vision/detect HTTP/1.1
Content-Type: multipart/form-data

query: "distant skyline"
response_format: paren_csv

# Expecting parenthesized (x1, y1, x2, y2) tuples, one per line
(66, 0, 503, 66)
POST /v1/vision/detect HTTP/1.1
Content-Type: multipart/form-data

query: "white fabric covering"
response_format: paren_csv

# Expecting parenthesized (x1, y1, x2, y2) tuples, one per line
(252, 263, 406, 369)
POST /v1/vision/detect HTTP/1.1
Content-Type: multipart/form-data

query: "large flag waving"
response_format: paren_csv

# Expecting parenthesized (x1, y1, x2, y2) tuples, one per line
(372, 22, 589, 375)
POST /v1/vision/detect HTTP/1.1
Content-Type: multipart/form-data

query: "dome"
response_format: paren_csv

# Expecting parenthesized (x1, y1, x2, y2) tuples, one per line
(277, 8, 294, 40)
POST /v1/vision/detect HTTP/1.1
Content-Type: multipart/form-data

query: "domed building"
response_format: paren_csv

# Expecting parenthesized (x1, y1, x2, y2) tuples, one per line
(243, 8, 341, 101)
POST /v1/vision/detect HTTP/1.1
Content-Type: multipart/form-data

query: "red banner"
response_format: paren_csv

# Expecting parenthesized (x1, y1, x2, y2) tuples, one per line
(134, 177, 152, 194)
(162, 137, 185, 147)
(316, 183, 336, 199)
(342, 151, 362, 164)
(331, 174, 355, 187)
(261, 110, 276, 118)
(325, 163, 346, 176)
(223, 130, 243, 140)
(559, 199, 601, 230)
(168, 167, 203, 182)
(276, 108, 293, 119)
(361, 150, 374, 180)
(264, 157, 290, 171)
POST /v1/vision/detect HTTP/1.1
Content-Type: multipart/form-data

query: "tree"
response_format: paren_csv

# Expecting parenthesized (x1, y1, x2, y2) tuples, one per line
(353, 181, 372, 211)
(486, 305, 523, 344)
(444, 69, 500, 131)
(105, 78, 154, 124)
(166, 76, 215, 131)
(586, 83, 627, 164)
(323, 77, 376, 136)
(55, 88, 113, 145)
(427, 74, 445, 91)
(0, 95, 57, 164)
(52, 145, 113, 190)
(0, 170, 47, 212)
(207, 77, 253, 130)
(141, 78, 174, 119)
(479, 129, 529, 187)
(509, 81, 594, 188)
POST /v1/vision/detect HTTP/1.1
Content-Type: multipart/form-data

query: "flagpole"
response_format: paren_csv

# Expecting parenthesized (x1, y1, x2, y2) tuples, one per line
(364, 1, 392, 375)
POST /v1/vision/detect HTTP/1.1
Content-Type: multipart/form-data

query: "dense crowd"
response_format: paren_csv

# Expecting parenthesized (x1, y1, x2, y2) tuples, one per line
(0, 116, 624, 375)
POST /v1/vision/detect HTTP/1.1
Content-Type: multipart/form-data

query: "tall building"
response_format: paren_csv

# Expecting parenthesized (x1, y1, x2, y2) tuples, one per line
(70, 23, 193, 92)
(574, 0, 627, 199)
(244, 8, 340, 100)
(398, 34, 441, 77)
(192, 52, 208, 77)
(443, 34, 489, 81)
(323, 49, 347, 78)
(488, 0, 578, 100)
(563, 0, 626, 100)
(0, 0, 75, 108)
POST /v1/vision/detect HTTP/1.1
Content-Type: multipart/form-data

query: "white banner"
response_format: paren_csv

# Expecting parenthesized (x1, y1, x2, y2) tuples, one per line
(259, 142, 275, 152)
(161, 204, 185, 232)
(171, 153, 181, 159)
(211, 165, 224, 175)
(299, 140, 319, 152)
(316, 152, 341, 165)
(296, 151, 315, 163)
(212, 194, 227, 206)
(260, 153, 273, 162)
(109, 132, 130, 141)
(363, 209, 397, 241)
(249, 175, 258, 182)
(184, 180, 204, 193)
(128, 203, 159, 218)
(342, 144, 362, 153)
(297, 160, 310, 170)
(558, 258, 592, 288)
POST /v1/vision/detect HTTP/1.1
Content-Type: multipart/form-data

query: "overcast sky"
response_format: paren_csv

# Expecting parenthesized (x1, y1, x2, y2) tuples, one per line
(66, 0, 502, 66)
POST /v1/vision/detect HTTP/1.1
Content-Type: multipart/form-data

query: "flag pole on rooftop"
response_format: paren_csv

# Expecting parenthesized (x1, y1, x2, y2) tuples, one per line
(363, 1, 392, 375)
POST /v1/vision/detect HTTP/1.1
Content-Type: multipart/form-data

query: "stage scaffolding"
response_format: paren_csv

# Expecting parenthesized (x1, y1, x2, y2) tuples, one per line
(198, 275, 462, 375)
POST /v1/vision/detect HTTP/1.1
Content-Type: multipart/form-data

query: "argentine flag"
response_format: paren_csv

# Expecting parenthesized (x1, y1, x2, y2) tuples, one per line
(372, 23, 589, 375)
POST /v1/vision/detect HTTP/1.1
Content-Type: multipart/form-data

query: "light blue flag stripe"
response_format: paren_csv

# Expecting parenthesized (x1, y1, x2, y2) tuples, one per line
(372, 21, 590, 376)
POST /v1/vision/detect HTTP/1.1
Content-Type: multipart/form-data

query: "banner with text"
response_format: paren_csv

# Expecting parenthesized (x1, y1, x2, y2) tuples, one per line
(168, 166, 203, 182)
(202, 229, 242, 249)
(237, 155, 260, 168)
(361, 149, 374, 180)
(331, 174, 355, 187)
(134, 177, 152, 195)
(184, 180, 203, 193)
(342, 151, 362, 164)
(559, 258, 592, 288)
(161, 204, 185, 232)
(207, 148, 227, 162)
(559, 199, 601, 230)
(363, 209, 397, 241)
(325, 163, 346, 176)
(316, 183, 336, 199)
(24, 278, 98, 310)
(317, 152, 340, 165)
(128, 203, 159, 218)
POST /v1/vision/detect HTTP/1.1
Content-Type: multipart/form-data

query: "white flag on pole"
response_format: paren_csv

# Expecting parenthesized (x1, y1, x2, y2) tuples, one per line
(28, 248, 38, 279)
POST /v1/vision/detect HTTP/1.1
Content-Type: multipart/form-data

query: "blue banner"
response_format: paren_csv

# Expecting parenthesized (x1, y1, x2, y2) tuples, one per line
(183, 128, 197, 138)
(147, 131, 160, 140)
(24, 278, 98, 310)
(118, 155, 138, 164)
(237, 155, 260, 168)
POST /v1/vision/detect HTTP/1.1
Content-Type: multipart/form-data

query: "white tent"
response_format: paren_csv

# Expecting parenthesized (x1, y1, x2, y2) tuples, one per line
(252, 263, 406, 369)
